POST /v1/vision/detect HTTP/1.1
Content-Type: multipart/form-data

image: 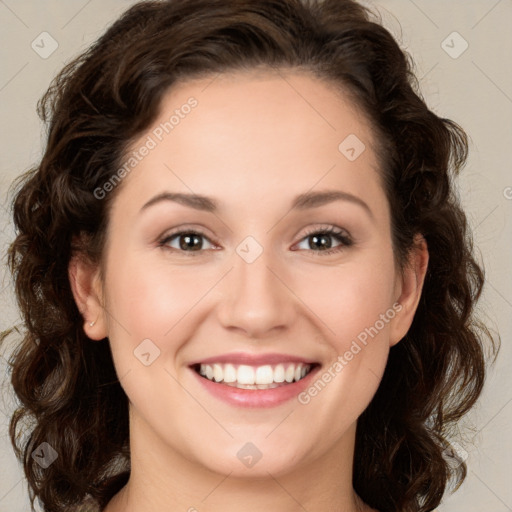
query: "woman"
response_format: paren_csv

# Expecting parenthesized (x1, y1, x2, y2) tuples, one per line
(1, 0, 498, 511)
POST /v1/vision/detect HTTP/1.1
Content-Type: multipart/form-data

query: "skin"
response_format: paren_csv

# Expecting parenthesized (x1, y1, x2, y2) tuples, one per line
(69, 69, 428, 512)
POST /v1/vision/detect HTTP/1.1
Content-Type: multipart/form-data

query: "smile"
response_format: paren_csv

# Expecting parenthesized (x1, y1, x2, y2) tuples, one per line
(194, 363, 315, 389)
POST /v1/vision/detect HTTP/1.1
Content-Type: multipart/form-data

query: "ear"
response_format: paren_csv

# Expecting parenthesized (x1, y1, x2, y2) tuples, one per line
(389, 234, 429, 347)
(68, 252, 108, 341)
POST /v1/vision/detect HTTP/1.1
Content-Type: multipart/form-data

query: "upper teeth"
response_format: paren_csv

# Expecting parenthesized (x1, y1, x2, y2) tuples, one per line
(198, 363, 311, 385)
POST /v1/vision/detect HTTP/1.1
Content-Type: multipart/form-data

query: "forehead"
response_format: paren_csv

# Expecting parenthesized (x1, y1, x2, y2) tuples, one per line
(166, 68, 376, 158)
(112, 69, 386, 220)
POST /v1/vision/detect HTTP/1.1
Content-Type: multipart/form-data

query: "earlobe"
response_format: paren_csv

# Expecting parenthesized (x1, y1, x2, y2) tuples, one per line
(389, 234, 429, 347)
(68, 253, 107, 341)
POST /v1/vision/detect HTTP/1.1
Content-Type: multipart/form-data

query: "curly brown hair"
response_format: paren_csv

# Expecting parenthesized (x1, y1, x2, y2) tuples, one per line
(1, 0, 498, 511)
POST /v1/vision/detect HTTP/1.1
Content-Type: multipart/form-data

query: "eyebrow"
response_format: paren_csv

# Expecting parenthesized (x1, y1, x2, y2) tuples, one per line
(140, 190, 373, 219)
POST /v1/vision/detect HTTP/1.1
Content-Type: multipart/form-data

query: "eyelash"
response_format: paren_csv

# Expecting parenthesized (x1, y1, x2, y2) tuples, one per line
(158, 225, 353, 257)
(299, 226, 353, 255)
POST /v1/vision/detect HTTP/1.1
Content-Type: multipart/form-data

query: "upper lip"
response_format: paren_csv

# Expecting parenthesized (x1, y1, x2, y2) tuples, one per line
(188, 352, 319, 367)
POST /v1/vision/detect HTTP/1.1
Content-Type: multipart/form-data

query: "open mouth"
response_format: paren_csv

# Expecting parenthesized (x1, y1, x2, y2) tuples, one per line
(191, 362, 320, 390)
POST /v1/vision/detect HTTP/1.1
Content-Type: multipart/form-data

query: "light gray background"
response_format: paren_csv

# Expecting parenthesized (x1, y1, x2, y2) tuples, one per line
(0, 1, 511, 511)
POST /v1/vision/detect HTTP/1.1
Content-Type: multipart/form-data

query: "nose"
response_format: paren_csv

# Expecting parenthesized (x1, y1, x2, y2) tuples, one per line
(216, 247, 296, 339)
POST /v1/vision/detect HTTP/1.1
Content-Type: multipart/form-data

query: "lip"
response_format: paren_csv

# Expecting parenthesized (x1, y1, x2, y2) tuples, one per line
(189, 363, 321, 408)
(188, 352, 319, 367)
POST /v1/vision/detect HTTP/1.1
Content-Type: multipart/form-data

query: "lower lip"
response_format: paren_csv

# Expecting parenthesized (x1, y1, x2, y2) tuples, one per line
(190, 365, 321, 408)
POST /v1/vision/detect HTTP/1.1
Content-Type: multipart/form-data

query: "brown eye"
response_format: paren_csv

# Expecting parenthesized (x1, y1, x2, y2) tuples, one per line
(160, 231, 215, 253)
(295, 227, 353, 255)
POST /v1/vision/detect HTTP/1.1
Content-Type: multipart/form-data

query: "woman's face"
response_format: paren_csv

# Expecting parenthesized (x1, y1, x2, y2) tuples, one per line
(85, 70, 421, 479)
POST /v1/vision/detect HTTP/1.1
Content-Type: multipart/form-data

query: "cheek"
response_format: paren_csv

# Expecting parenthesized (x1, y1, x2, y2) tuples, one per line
(299, 250, 397, 408)
(296, 276, 396, 442)
(101, 258, 199, 412)
(105, 256, 211, 339)
(102, 254, 227, 388)
(304, 253, 397, 344)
